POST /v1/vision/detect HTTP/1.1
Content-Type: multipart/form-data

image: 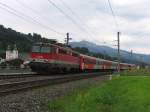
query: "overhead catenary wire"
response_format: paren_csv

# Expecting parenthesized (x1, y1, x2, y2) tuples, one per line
(106, 0, 121, 72)
(15, 0, 40, 16)
(103, 0, 121, 50)
(59, 0, 120, 47)
(0, 6, 35, 42)
(59, 0, 79, 19)
(58, 0, 99, 39)
(47, 0, 86, 32)
(48, 0, 111, 45)
(59, 0, 90, 29)
(0, 5, 32, 24)
(107, 0, 119, 31)
(14, 0, 65, 36)
(0, 0, 118, 47)
(16, 0, 87, 41)
(16, 0, 89, 43)
(15, 0, 110, 46)
(46, 0, 99, 40)
(0, 1, 65, 36)
(15, 0, 60, 30)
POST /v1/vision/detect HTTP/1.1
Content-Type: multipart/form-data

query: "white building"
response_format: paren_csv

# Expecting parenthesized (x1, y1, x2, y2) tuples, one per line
(12, 44, 18, 59)
(6, 45, 18, 61)
(6, 45, 12, 60)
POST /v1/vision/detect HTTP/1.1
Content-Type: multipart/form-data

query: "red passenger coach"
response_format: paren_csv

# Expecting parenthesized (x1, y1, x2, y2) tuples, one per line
(80, 55, 96, 70)
(80, 55, 116, 72)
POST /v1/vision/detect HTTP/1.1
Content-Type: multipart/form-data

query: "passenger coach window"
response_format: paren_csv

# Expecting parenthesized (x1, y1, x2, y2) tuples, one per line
(32, 46, 40, 52)
(41, 46, 51, 53)
(59, 49, 67, 54)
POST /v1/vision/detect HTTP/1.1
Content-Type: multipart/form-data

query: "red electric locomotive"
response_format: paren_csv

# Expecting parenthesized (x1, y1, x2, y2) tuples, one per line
(29, 42, 135, 74)
(30, 43, 80, 73)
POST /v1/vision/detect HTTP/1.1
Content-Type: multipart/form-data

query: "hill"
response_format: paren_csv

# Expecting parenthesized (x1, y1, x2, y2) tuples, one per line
(70, 40, 150, 64)
(0, 25, 54, 53)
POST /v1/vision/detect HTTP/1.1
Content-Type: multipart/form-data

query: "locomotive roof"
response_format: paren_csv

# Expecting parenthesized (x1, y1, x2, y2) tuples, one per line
(33, 42, 79, 54)
(80, 54, 135, 66)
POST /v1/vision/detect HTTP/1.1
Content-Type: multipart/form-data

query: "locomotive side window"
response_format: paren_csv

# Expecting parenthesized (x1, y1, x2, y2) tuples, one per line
(32, 45, 51, 53)
(84, 58, 95, 64)
(41, 46, 51, 53)
(59, 49, 67, 54)
(96, 60, 101, 65)
(32, 46, 40, 52)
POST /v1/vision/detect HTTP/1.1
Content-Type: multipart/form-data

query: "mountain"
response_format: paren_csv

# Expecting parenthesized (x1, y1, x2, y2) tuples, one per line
(70, 40, 150, 64)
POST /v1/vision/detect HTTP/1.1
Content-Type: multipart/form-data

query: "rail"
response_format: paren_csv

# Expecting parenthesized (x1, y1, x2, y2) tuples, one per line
(0, 72, 111, 96)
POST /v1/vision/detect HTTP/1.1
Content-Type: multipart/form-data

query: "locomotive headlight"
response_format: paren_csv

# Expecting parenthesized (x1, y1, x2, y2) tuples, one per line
(33, 59, 49, 63)
(42, 59, 48, 62)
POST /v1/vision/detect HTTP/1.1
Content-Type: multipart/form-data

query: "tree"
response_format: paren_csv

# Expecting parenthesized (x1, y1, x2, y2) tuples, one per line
(74, 47, 89, 54)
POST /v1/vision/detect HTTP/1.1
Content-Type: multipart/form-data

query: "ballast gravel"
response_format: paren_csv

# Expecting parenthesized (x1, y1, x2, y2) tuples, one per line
(0, 75, 111, 112)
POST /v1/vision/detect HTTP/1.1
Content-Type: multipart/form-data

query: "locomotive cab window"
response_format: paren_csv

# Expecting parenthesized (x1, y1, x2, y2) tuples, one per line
(58, 49, 67, 54)
(41, 46, 51, 53)
(32, 45, 51, 53)
(32, 46, 40, 53)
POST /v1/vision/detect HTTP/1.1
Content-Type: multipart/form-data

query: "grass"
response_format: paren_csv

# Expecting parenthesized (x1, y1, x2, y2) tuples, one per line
(120, 68, 150, 76)
(48, 69, 150, 112)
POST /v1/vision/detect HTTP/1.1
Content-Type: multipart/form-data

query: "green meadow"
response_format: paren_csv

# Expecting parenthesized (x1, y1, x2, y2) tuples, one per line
(49, 69, 150, 112)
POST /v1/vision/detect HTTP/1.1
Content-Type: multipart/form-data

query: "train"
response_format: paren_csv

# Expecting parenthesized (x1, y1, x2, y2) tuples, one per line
(29, 42, 135, 74)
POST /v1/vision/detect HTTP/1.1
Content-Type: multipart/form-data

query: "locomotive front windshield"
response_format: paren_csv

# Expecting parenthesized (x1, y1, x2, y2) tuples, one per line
(32, 45, 51, 53)
(32, 46, 40, 52)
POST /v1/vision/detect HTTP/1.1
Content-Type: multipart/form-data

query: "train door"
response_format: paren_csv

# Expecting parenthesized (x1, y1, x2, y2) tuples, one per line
(80, 56, 84, 70)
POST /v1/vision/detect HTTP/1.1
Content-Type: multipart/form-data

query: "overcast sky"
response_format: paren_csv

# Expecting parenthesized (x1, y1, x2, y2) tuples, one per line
(0, 0, 149, 54)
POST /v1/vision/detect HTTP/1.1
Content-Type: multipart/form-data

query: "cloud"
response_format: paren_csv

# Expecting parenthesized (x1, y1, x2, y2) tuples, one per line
(0, 0, 150, 54)
(112, 0, 143, 6)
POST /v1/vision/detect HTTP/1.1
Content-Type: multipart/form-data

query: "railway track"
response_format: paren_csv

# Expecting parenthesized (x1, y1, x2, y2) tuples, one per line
(0, 72, 111, 96)
(0, 72, 38, 80)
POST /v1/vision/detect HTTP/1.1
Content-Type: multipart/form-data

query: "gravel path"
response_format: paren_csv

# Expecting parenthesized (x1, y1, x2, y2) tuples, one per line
(0, 75, 111, 112)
